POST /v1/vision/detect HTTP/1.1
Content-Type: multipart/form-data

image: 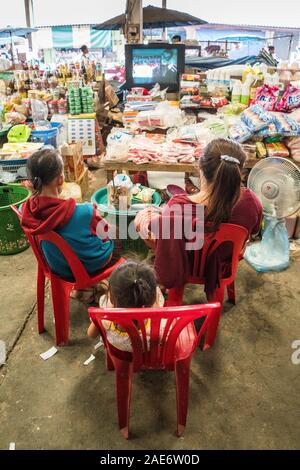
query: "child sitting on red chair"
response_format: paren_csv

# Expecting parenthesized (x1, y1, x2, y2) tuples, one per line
(21, 148, 121, 301)
(88, 261, 164, 352)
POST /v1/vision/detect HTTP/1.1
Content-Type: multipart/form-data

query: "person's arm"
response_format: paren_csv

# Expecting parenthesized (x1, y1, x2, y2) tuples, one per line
(87, 319, 113, 338)
(90, 204, 110, 241)
(247, 191, 263, 237)
(87, 322, 100, 338)
(251, 201, 263, 237)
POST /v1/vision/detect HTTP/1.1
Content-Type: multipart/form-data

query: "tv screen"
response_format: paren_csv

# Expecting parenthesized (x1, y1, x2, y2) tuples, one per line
(125, 44, 185, 92)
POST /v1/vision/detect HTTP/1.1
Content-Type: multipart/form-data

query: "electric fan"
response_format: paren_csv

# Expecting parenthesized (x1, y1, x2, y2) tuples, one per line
(244, 157, 300, 272)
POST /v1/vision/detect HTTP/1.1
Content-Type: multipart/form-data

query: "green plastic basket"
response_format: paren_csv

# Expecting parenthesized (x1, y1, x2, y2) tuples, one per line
(0, 185, 31, 255)
(91, 187, 162, 256)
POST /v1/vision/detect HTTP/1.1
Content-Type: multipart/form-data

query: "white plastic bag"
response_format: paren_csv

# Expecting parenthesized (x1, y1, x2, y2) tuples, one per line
(245, 217, 290, 272)
(31, 99, 49, 124)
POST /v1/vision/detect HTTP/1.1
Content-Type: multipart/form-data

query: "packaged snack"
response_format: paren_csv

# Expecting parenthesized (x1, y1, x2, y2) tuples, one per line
(285, 136, 300, 162)
(290, 108, 300, 123)
(228, 121, 252, 143)
(135, 102, 184, 130)
(182, 74, 202, 81)
(272, 113, 300, 137)
(241, 105, 273, 133)
(203, 117, 228, 139)
(256, 123, 278, 138)
(256, 142, 267, 158)
(252, 85, 279, 111)
(277, 84, 300, 113)
(131, 87, 146, 96)
(265, 142, 290, 157)
(221, 103, 247, 115)
(211, 96, 229, 108)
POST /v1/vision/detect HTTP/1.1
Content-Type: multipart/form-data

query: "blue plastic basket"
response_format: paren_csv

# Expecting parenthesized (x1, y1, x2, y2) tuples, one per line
(29, 122, 62, 148)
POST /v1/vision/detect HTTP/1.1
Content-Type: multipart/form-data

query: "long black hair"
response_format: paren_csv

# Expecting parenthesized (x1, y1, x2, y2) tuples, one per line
(200, 138, 246, 232)
(26, 148, 63, 195)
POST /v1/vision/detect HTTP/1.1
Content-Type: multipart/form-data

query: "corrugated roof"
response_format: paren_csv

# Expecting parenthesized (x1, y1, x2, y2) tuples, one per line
(35, 22, 300, 33)
(199, 23, 300, 32)
(36, 24, 97, 29)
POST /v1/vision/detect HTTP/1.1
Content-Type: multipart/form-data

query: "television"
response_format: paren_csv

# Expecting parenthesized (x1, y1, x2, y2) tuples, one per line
(125, 43, 185, 92)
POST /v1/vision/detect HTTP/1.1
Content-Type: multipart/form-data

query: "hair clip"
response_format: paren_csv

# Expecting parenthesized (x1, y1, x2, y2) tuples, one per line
(220, 155, 240, 165)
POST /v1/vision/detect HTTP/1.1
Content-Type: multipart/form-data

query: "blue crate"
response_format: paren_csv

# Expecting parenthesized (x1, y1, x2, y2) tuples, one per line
(29, 122, 62, 148)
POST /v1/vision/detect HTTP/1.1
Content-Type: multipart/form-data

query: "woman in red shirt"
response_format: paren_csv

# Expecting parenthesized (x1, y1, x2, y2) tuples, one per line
(135, 138, 263, 296)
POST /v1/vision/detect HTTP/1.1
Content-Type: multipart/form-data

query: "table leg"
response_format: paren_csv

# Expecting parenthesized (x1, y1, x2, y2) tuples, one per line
(106, 170, 114, 183)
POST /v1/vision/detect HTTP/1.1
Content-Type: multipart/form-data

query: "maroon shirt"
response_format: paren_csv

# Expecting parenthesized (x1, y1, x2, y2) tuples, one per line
(154, 188, 262, 293)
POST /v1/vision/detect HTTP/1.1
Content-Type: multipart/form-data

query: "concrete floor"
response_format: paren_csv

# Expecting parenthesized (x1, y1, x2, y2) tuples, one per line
(0, 173, 300, 449)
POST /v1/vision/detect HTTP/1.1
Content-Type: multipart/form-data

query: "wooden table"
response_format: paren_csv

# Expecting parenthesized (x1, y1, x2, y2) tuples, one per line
(103, 160, 199, 182)
(102, 158, 300, 182)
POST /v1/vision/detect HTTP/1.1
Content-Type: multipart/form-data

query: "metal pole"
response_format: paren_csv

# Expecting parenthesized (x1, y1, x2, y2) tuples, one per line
(10, 31, 15, 67)
(126, 0, 143, 43)
(288, 34, 293, 60)
(162, 0, 167, 41)
(24, 0, 34, 50)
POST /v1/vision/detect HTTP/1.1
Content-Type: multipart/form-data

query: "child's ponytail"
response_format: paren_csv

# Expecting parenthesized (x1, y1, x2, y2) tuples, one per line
(27, 148, 63, 195)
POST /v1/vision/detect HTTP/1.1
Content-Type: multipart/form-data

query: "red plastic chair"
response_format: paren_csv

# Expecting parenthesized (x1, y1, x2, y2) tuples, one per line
(166, 223, 248, 307)
(89, 302, 221, 438)
(11, 205, 125, 346)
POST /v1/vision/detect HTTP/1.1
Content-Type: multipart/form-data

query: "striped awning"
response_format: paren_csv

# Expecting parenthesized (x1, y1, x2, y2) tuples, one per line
(36, 25, 111, 49)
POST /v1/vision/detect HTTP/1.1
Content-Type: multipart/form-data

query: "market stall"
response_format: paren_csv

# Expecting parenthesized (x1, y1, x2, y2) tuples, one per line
(95, 54, 300, 242)
(0, 59, 116, 200)
(1, 48, 300, 237)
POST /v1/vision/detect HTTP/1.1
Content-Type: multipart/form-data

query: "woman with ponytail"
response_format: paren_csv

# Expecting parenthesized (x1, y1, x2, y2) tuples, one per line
(136, 138, 262, 295)
(88, 261, 164, 352)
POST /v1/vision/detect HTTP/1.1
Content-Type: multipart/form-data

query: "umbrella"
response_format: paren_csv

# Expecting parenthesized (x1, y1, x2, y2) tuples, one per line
(94, 5, 207, 30)
(0, 26, 38, 65)
(0, 36, 25, 46)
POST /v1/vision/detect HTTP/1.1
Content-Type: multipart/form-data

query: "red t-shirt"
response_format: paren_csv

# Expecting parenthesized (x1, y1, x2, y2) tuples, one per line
(154, 188, 262, 292)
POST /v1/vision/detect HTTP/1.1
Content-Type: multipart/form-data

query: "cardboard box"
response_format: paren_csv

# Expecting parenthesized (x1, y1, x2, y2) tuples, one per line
(67, 118, 96, 156)
(60, 168, 89, 201)
(60, 142, 85, 182)
(76, 167, 89, 197)
(60, 182, 82, 202)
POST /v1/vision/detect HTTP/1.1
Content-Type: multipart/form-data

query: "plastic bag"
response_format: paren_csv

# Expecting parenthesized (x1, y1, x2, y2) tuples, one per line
(173, 124, 211, 144)
(0, 169, 17, 184)
(106, 128, 133, 146)
(272, 113, 300, 137)
(134, 102, 184, 130)
(106, 142, 130, 162)
(31, 99, 48, 123)
(105, 128, 133, 162)
(276, 84, 300, 113)
(203, 117, 228, 139)
(285, 136, 300, 162)
(245, 217, 290, 272)
(227, 120, 252, 143)
(252, 85, 279, 111)
(241, 105, 273, 133)
(5, 112, 26, 126)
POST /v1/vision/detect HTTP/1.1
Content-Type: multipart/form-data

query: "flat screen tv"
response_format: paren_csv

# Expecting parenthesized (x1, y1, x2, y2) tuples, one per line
(125, 43, 185, 92)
